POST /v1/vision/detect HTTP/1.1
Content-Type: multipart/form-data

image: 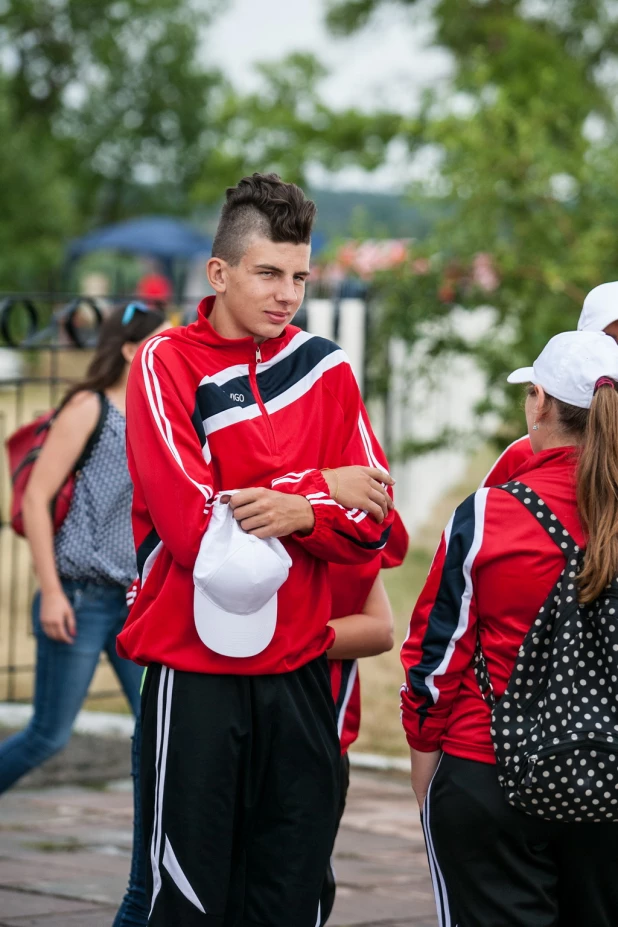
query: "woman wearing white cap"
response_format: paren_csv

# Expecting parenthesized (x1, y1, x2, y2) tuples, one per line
(483, 280, 618, 487)
(401, 330, 618, 926)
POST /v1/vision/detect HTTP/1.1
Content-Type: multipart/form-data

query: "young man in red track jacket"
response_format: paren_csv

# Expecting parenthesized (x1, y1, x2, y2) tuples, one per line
(118, 174, 394, 927)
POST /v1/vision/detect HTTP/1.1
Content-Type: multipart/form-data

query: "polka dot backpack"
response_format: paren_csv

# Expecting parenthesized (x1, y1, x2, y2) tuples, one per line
(474, 480, 618, 822)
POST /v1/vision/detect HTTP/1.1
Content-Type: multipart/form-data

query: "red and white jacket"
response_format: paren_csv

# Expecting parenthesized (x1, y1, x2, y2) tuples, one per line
(117, 296, 394, 676)
(400, 446, 585, 763)
(330, 511, 409, 754)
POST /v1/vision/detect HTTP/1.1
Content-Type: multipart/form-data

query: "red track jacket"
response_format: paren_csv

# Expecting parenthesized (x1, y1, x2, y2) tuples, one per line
(400, 446, 585, 763)
(117, 297, 393, 676)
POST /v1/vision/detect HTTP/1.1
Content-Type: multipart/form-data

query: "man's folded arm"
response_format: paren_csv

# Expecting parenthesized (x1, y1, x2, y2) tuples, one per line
(272, 367, 394, 564)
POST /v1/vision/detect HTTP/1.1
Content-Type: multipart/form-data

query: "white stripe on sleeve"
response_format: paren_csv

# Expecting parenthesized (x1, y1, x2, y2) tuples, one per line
(141, 337, 213, 504)
(336, 661, 359, 739)
(425, 489, 488, 705)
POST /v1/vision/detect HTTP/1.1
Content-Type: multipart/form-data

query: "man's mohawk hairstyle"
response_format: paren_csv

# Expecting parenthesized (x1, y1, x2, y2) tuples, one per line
(212, 173, 317, 265)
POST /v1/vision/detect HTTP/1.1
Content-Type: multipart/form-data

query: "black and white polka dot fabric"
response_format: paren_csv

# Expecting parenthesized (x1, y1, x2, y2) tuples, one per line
(54, 397, 137, 587)
(474, 480, 618, 823)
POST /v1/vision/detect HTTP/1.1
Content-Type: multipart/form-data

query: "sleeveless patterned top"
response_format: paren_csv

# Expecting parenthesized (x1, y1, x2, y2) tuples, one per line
(55, 396, 136, 587)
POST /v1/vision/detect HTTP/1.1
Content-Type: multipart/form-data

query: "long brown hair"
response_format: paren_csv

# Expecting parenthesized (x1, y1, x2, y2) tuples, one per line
(544, 384, 618, 602)
(62, 304, 166, 407)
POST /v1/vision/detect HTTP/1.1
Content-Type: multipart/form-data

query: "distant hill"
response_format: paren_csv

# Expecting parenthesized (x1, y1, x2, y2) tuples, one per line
(197, 188, 435, 245)
(309, 189, 434, 242)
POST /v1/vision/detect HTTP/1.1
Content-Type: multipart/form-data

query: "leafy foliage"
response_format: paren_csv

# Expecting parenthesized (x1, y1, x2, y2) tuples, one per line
(327, 0, 618, 440)
(192, 53, 402, 202)
(0, 80, 75, 287)
(0, 0, 228, 284)
(0, 1, 402, 288)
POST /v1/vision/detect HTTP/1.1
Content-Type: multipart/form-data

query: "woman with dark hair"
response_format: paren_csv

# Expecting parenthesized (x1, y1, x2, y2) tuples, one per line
(401, 330, 618, 926)
(0, 303, 169, 793)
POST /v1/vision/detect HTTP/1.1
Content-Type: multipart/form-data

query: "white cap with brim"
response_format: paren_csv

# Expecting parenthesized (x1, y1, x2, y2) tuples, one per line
(193, 495, 292, 658)
(578, 281, 618, 332)
(507, 330, 618, 409)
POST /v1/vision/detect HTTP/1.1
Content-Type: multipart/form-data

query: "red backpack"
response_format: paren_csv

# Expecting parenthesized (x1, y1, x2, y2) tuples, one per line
(6, 393, 109, 537)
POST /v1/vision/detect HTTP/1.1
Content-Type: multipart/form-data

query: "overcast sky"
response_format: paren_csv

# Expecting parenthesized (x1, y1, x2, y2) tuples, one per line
(208, 0, 451, 191)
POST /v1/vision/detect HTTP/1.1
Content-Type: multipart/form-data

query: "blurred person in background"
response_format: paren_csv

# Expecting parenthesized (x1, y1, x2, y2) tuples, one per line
(401, 331, 618, 926)
(0, 304, 169, 799)
(481, 280, 618, 486)
(136, 265, 173, 309)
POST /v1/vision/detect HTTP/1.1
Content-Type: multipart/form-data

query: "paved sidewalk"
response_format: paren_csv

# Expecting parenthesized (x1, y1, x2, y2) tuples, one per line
(0, 768, 436, 926)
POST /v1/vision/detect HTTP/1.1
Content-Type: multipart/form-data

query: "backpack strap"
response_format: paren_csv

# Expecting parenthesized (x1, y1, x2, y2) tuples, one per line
(74, 392, 109, 474)
(473, 479, 580, 709)
(495, 480, 579, 559)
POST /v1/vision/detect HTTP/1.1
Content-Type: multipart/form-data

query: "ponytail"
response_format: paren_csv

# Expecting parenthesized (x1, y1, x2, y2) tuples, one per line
(576, 384, 618, 603)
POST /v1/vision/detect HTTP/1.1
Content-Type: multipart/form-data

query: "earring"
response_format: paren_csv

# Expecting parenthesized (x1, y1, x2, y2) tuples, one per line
(532, 422, 539, 431)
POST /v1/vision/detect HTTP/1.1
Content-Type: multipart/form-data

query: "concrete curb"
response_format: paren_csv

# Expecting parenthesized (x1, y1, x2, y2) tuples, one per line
(0, 702, 135, 738)
(348, 751, 409, 773)
(0, 702, 410, 773)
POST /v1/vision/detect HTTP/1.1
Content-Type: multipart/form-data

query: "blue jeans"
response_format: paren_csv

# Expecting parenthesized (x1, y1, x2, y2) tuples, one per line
(113, 712, 149, 927)
(0, 580, 142, 792)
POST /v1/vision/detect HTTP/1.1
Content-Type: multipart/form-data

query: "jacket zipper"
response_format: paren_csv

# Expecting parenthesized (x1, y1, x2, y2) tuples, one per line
(249, 344, 278, 453)
(520, 736, 617, 788)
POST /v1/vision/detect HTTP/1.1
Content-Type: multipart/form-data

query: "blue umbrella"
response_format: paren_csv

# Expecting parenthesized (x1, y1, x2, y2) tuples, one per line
(67, 216, 213, 261)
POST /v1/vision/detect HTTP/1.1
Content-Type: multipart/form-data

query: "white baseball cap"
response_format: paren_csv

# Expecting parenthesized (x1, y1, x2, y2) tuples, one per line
(193, 495, 292, 658)
(578, 281, 618, 332)
(507, 330, 618, 409)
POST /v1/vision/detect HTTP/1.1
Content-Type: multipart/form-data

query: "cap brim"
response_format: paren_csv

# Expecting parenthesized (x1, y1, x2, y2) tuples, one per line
(507, 366, 535, 384)
(194, 587, 277, 658)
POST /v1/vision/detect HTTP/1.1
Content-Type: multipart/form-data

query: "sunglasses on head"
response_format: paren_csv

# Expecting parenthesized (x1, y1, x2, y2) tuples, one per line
(121, 302, 150, 325)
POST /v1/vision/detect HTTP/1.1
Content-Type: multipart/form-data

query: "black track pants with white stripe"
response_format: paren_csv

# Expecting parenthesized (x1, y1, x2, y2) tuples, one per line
(140, 658, 341, 927)
(423, 753, 618, 927)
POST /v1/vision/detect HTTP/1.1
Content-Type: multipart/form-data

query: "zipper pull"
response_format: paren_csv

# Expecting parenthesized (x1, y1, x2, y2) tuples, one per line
(255, 345, 262, 364)
(524, 755, 538, 788)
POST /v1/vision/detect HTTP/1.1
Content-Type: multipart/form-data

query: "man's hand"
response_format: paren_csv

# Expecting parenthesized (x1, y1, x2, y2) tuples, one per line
(228, 488, 315, 539)
(410, 747, 441, 812)
(321, 466, 394, 523)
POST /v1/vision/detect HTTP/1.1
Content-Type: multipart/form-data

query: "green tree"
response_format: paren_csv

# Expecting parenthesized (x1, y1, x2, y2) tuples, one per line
(326, 0, 618, 441)
(0, 81, 75, 287)
(0, 0, 234, 285)
(0, 1, 402, 288)
(192, 52, 402, 203)
(1, 0, 226, 224)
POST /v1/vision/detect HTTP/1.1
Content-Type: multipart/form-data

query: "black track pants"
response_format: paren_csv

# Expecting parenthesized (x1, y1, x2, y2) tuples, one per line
(140, 658, 341, 927)
(423, 753, 618, 927)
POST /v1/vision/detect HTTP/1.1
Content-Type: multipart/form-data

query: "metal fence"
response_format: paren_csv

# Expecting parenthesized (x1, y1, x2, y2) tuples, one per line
(0, 294, 159, 704)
